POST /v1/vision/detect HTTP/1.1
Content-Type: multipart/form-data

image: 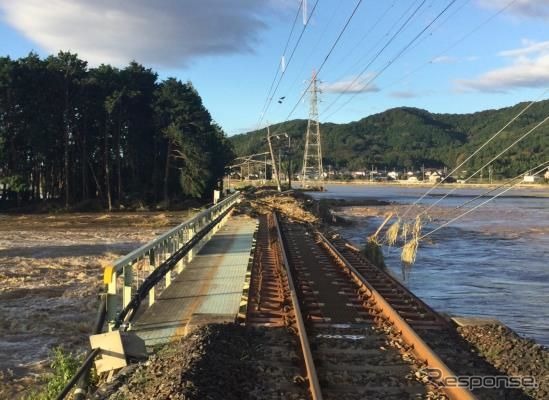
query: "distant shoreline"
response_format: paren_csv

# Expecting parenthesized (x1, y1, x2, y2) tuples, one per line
(319, 179, 548, 189)
(313, 180, 549, 196)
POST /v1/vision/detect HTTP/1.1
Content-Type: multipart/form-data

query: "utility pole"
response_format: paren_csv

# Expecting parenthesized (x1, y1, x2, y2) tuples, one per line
(301, 70, 324, 188)
(267, 126, 282, 192)
(287, 135, 292, 189)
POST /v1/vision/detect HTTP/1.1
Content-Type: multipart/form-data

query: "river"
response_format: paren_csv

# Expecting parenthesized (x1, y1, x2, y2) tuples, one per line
(309, 184, 549, 346)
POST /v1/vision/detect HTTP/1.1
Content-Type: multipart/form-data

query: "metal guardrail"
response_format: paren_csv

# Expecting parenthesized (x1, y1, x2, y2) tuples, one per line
(102, 191, 241, 329)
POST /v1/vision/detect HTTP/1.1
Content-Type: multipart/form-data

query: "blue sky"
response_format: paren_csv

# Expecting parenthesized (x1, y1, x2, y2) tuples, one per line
(0, 0, 548, 135)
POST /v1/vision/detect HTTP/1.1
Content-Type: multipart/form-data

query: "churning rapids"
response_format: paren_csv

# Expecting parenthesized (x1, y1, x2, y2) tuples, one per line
(310, 184, 549, 346)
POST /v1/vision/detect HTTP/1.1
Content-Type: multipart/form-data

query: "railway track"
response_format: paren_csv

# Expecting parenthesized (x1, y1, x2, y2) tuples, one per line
(245, 212, 529, 400)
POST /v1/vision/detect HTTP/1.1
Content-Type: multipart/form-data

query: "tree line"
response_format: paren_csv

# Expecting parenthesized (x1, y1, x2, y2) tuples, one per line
(0, 52, 234, 210)
(231, 101, 549, 178)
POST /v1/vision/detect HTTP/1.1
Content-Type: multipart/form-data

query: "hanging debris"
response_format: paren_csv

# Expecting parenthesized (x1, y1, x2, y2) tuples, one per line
(401, 222, 410, 243)
(401, 236, 419, 266)
(385, 217, 401, 246)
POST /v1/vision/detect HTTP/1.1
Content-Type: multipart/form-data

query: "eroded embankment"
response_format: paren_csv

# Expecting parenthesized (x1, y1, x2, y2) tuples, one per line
(458, 323, 549, 399)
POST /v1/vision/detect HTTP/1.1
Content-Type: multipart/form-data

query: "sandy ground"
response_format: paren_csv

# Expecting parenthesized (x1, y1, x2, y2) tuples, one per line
(0, 211, 193, 398)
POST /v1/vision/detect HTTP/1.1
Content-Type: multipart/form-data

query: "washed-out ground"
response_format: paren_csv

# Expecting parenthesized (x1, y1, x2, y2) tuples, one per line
(0, 211, 193, 398)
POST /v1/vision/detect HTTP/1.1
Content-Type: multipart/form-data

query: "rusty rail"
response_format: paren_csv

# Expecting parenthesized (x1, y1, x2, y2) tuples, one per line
(317, 231, 477, 400)
(272, 212, 323, 400)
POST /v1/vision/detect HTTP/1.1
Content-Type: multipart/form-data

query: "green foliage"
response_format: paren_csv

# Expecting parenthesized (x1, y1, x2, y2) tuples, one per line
(24, 347, 83, 400)
(0, 53, 233, 209)
(232, 102, 549, 178)
(0, 175, 27, 193)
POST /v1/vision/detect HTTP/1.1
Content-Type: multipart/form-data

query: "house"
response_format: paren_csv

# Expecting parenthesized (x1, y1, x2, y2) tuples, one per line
(387, 171, 399, 180)
(428, 171, 442, 183)
(523, 175, 542, 183)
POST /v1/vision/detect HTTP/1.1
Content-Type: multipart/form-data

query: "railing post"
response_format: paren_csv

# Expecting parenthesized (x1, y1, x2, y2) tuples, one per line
(176, 233, 184, 273)
(106, 269, 118, 331)
(148, 249, 156, 306)
(187, 224, 196, 262)
(165, 241, 172, 287)
(122, 264, 133, 308)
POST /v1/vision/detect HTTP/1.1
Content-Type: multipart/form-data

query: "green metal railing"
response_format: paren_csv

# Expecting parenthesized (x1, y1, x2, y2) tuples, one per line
(102, 191, 241, 330)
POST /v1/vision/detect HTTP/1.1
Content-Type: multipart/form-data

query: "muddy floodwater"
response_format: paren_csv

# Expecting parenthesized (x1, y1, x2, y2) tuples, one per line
(311, 184, 549, 346)
(0, 211, 192, 397)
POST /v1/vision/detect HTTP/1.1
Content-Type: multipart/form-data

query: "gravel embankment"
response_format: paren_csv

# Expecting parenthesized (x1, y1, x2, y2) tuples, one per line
(96, 323, 307, 400)
(458, 323, 549, 400)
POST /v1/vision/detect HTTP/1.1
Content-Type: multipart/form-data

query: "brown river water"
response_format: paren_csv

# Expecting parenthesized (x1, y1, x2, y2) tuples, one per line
(0, 211, 192, 396)
(310, 184, 549, 346)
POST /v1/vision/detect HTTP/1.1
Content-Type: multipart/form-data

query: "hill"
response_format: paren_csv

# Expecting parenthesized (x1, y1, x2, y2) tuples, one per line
(230, 100, 549, 178)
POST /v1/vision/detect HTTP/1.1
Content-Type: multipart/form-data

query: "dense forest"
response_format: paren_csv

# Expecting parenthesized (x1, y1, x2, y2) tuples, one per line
(231, 100, 549, 178)
(0, 52, 234, 210)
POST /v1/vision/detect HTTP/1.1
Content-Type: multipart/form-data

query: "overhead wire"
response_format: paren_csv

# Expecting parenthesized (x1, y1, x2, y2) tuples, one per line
(414, 113, 549, 218)
(321, 0, 429, 117)
(382, 0, 517, 93)
(418, 160, 549, 240)
(324, 0, 459, 120)
(454, 160, 549, 210)
(323, 1, 398, 85)
(255, 0, 304, 130)
(257, 0, 321, 129)
(268, 0, 368, 137)
(398, 88, 549, 219)
(281, 1, 344, 98)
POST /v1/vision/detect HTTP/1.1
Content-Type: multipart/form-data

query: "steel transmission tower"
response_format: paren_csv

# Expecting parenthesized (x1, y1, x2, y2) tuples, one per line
(301, 71, 324, 187)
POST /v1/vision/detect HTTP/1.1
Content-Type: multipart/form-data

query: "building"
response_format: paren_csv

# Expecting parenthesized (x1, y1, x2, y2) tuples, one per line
(523, 175, 542, 183)
(428, 171, 442, 183)
(387, 171, 398, 180)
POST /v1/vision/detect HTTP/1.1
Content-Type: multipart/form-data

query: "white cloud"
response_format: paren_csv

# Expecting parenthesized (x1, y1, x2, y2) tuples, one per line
(430, 55, 458, 64)
(390, 90, 419, 99)
(476, 0, 549, 19)
(498, 40, 549, 58)
(0, 0, 285, 67)
(321, 75, 379, 94)
(456, 40, 549, 91)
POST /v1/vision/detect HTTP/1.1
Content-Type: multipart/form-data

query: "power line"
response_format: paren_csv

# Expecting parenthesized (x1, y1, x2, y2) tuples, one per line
(418, 160, 549, 240)
(382, 0, 516, 93)
(416, 113, 549, 218)
(322, 1, 397, 85)
(281, 1, 344, 98)
(399, 88, 549, 219)
(270, 0, 365, 136)
(324, 0, 459, 120)
(454, 160, 549, 210)
(255, 1, 304, 130)
(320, 0, 429, 117)
(257, 0, 320, 129)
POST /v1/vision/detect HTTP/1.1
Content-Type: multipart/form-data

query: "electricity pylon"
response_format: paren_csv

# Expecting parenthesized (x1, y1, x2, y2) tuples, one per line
(301, 70, 323, 187)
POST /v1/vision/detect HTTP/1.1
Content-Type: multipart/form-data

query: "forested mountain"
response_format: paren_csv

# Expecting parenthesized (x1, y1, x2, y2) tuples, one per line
(0, 52, 234, 209)
(231, 100, 549, 178)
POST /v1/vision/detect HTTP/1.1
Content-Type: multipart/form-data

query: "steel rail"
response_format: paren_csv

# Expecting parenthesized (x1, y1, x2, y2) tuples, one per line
(316, 231, 477, 400)
(272, 212, 323, 400)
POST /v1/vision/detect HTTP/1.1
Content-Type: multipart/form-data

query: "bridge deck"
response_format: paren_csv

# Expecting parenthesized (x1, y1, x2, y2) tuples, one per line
(132, 215, 257, 346)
